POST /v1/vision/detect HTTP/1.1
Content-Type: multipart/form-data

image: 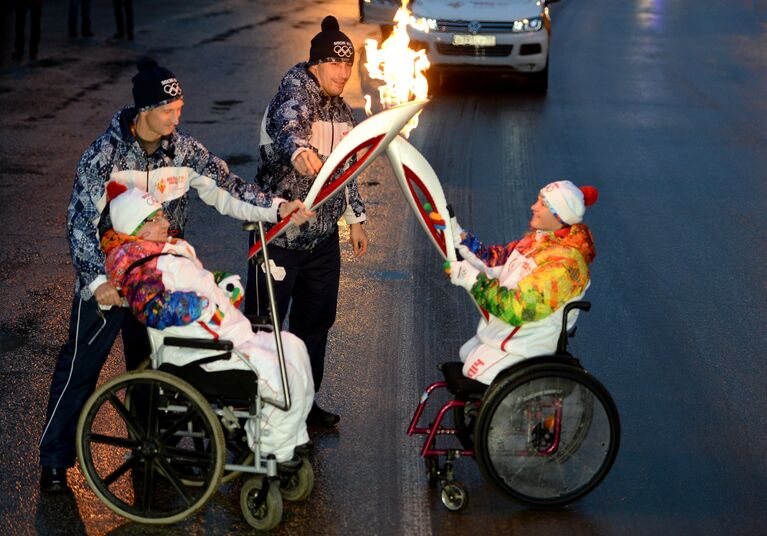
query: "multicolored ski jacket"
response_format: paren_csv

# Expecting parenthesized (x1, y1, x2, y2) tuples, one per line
(456, 224, 596, 383)
(256, 62, 366, 250)
(68, 107, 282, 300)
(463, 224, 595, 325)
(102, 231, 270, 368)
(102, 232, 207, 329)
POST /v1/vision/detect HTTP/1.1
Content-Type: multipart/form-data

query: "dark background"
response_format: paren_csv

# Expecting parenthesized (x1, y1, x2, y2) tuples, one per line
(1, 0, 766, 534)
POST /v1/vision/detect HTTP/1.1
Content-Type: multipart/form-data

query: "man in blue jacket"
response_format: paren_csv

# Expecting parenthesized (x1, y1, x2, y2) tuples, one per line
(245, 16, 368, 428)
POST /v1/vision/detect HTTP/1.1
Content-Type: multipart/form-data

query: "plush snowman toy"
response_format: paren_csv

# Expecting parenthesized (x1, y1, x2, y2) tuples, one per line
(214, 271, 244, 309)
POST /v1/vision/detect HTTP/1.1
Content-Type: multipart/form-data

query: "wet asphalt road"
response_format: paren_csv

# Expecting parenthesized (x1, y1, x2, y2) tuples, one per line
(1, 0, 766, 534)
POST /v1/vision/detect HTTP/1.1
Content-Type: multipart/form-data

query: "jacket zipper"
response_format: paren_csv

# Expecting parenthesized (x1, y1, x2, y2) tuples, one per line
(330, 117, 335, 154)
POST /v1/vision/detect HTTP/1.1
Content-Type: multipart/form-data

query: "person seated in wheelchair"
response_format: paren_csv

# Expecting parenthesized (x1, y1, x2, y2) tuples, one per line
(101, 183, 314, 463)
(448, 180, 599, 385)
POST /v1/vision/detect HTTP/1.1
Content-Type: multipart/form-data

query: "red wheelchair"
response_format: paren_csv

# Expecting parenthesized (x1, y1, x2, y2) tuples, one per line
(407, 301, 620, 511)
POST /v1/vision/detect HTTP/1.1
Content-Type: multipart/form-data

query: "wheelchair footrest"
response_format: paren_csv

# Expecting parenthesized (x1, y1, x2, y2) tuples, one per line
(439, 362, 487, 397)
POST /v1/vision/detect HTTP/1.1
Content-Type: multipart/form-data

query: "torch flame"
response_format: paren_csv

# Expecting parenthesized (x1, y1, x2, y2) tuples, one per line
(364, 0, 430, 138)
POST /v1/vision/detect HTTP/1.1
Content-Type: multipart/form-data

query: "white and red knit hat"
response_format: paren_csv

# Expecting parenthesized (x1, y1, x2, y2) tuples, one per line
(540, 180, 599, 225)
(107, 182, 162, 235)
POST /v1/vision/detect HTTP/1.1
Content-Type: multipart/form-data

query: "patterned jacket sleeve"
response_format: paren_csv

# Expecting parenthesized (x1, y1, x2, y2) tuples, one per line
(470, 245, 589, 326)
(67, 146, 110, 299)
(266, 85, 315, 167)
(184, 136, 281, 222)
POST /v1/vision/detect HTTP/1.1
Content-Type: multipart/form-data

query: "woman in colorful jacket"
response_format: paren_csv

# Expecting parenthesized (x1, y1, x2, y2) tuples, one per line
(448, 180, 599, 385)
(102, 185, 314, 463)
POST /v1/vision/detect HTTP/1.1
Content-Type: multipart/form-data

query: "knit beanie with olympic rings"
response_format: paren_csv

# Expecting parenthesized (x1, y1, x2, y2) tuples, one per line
(309, 16, 354, 65)
(132, 57, 184, 111)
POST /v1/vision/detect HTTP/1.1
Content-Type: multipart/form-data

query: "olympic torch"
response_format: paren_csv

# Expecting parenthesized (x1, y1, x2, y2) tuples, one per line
(247, 99, 428, 260)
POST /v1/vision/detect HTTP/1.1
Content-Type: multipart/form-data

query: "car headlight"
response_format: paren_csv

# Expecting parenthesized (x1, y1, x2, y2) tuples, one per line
(412, 13, 438, 32)
(512, 16, 543, 32)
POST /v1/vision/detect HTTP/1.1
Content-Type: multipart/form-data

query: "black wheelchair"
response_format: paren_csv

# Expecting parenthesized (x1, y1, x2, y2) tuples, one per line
(75, 222, 312, 530)
(407, 301, 620, 511)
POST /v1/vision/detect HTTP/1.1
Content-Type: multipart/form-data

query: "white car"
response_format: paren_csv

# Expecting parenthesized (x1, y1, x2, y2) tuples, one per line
(360, 0, 559, 91)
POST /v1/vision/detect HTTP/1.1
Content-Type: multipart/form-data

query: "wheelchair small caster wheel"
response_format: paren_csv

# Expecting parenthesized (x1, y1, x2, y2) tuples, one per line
(440, 481, 468, 511)
(279, 456, 314, 502)
(241, 476, 283, 530)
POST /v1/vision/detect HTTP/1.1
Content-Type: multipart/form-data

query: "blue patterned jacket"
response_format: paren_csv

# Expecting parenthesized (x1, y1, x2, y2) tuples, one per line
(68, 107, 282, 299)
(256, 63, 366, 250)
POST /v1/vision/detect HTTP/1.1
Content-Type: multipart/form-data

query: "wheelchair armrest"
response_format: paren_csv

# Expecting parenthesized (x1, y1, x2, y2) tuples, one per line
(564, 301, 591, 315)
(556, 301, 590, 354)
(163, 337, 234, 351)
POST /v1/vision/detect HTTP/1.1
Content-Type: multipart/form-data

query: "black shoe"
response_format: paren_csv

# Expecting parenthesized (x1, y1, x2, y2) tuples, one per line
(11, 51, 22, 61)
(40, 467, 69, 492)
(29, 51, 37, 61)
(82, 30, 94, 37)
(307, 403, 339, 427)
(295, 439, 314, 456)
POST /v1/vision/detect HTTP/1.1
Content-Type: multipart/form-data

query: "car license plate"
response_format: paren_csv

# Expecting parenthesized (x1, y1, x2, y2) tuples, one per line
(452, 34, 496, 47)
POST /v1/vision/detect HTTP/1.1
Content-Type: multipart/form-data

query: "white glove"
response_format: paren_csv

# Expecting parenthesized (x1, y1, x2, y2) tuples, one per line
(449, 260, 479, 291)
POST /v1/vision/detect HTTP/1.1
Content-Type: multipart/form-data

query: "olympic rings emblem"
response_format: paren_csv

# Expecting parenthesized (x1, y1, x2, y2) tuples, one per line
(333, 44, 353, 58)
(163, 82, 182, 97)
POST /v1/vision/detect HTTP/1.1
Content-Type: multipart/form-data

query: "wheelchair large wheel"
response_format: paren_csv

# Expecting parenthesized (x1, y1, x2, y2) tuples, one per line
(76, 370, 226, 524)
(474, 362, 620, 507)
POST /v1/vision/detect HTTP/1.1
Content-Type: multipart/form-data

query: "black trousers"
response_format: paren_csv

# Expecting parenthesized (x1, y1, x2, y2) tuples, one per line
(39, 296, 149, 468)
(14, 2, 41, 55)
(245, 231, 341, 392)
(112, 0, 133, 37)
(68, 0, 91, 35)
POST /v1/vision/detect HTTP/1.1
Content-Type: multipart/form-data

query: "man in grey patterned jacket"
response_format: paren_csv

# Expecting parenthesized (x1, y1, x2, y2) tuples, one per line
(39, 57, 311, 492)
(245, 15, 368, 428)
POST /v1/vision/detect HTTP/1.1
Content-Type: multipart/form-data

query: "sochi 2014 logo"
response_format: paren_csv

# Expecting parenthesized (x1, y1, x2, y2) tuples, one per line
(333, 41, 353, 58)
(161, 77, 182, 97)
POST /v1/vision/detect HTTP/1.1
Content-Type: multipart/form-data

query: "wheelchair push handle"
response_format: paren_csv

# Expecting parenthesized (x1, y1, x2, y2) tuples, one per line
(556, 301, 591, 355)
(250, 220, 292, 412)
